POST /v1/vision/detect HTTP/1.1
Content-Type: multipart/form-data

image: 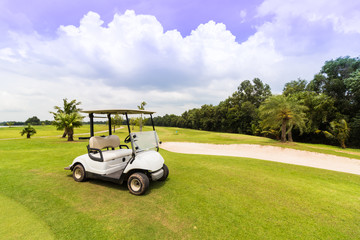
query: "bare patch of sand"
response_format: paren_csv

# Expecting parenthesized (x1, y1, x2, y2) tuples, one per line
(161, 142, 360, 175)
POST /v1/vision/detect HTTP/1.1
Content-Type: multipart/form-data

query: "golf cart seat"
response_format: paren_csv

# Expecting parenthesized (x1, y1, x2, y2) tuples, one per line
(87, 135, 132, 162)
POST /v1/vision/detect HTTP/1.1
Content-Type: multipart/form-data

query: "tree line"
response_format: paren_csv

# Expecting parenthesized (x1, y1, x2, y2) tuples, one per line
(152, 56, 360, 148)
(1, 116, 52, 126)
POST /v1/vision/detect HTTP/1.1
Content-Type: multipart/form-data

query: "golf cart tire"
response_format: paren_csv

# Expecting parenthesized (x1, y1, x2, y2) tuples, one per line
(127, 172, 149, 195)
(158, 164, 169, 181)
(72, 164, 86, 182)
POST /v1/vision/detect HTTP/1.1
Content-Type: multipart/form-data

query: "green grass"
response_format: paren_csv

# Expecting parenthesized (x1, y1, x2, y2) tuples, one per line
(0, 195, 55, 239)
(1, 126, 360, 239)
(0, 124, 110, 139)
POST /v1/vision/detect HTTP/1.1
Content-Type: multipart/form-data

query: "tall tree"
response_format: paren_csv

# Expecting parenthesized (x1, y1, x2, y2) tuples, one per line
(349, 112, 360, 146)
(308, 56, 360, 115)
(20, 124, 36, 139)
(50, 98, 82, 138)
(137, 101, 147, 132)
(283, 79, 308, 96)
(226, 78, 272, 133)
(259, 95, 307, 142)
(231, 78, 272, 108)
(345, 70, 360, 113)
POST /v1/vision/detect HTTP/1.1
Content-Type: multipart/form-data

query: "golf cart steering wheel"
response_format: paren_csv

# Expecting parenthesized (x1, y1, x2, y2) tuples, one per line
(124, 135, 131, 143)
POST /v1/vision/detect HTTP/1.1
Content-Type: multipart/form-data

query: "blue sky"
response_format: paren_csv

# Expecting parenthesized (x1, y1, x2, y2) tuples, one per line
(0, 0, 360, 121)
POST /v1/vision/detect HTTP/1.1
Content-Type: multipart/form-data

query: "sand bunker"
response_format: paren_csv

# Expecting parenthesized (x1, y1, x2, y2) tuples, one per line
(161, 142, 360, 175)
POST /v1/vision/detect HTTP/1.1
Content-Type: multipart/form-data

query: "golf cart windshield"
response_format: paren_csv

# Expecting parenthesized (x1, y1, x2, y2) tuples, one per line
(131, 131, 160, 152)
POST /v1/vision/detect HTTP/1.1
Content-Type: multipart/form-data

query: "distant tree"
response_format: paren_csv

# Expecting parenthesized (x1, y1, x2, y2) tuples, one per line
(308, 56, 360, 115)
(345, 70, 360, 113)
(285, 91, 339, 133)
(283, 79, 308, 96)
(41, 120, 52, 125)
(20, 124, 36, 139)
(307, 73, 327, 94)
(50, 98, 82, 138)
(130, 118, 137, 130)
(321, 56, 360, 81)
(25, 116, 41, 125)
(231, 78, 272, 108)
(137, 101, 147, 132)
(349, 112, 360, 146)
(52, 112, 84, 141)
(224, 78, 272, 133)
(261, 128, 280, 140)
(111, 114, 123, 132)
(259, 95, 307, 142)
(6, 122, 14, 128)
(322, 119, 350, 149)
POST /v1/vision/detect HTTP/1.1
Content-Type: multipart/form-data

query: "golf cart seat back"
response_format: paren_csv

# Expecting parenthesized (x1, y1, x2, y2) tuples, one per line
(89, 135, 120, 150)
(88, 135, 131, 162)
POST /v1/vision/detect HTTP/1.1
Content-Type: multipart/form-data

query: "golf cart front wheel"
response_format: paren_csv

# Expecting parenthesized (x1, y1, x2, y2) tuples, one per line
(127, 172, 149, 195)
(73, 164, 86, 182)
(158, 164, 169, 181)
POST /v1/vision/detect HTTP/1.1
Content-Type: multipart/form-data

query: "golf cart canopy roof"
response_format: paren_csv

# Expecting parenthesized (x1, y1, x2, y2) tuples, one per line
(80, 109, 157, 138)
(81, 109, 156, 115)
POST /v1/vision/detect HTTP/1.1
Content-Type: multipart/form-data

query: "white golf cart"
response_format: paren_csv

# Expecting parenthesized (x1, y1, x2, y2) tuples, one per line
(64, 109, 169, 195)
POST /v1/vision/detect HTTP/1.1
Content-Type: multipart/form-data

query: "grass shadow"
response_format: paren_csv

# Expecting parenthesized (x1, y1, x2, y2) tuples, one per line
(66, 172, 170, 195)
(65, 173, 128, 191)
(150, 179, 168, 190)
(87, 179, 129, 192)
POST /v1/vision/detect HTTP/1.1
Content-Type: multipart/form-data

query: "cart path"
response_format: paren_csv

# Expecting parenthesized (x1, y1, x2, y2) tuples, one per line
(161, 142, 360, 175)
(0, 127, 124, 141)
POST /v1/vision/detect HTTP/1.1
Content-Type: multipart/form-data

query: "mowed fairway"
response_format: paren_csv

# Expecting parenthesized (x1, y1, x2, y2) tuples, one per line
(1, 126, 360, 239)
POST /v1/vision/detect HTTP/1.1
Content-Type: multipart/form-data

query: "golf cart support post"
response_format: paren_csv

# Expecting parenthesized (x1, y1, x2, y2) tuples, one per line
(83, 109, 156, 136)
(82, 109, 158, 155)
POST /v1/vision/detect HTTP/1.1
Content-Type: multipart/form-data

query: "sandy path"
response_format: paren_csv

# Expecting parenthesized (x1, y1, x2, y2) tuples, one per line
(161, 142, 360, 175)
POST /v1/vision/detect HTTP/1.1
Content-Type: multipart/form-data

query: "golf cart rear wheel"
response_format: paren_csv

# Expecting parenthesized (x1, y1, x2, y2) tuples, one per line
(127, 172, 149, 195)
(72, 164, 86, 182)
(158, 164, 169, 181)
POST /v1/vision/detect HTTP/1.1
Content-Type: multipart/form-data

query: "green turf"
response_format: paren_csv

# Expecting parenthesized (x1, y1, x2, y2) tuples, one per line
(0, 124, 110, 139)
(0, 195, 55, 240)
(1, 126, 360, 239)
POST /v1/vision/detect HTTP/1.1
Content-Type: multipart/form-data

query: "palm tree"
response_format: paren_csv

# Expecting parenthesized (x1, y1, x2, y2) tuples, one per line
(50, 98, 82, 138)
(259, 95, 307, 142)
(52, 112, 84, 141)
(137, 101, 147, 132)
(323, 119, 350, 148)
(20, 124, 36, 139)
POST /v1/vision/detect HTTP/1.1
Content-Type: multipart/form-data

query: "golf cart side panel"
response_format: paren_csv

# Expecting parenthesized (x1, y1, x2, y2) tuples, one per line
(72, 154, 132, 175)
(124, 150, 164, 174)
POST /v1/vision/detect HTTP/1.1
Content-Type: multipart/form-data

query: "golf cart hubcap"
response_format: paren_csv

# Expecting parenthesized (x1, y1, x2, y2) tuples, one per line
(74, 168, 82, 179)
(130, 179, 141, 191)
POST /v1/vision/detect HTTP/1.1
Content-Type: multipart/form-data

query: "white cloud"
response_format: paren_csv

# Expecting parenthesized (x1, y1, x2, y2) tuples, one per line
(239, 10, 247, 23)
(251, 0, 360, 89)
(0, 5, 360, 121)
(257, 0, 360, 47)
(0, 10, 283, 120)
